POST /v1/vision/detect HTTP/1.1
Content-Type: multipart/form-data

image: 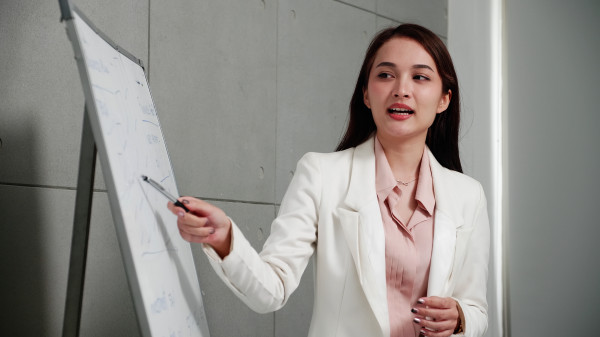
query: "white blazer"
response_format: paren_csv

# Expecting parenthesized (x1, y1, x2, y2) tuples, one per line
(204, 137, 490, 337)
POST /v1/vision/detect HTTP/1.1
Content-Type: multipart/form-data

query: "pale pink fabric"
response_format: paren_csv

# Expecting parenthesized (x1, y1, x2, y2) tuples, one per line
(374, 137, 435, 337)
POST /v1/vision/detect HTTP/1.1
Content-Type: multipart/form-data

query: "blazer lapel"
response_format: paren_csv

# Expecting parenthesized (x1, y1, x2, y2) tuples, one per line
(427, 210, 457, 295)
(427, 150, 463, 296)
(334, 137, 390, 336)
(333, 142, 465, 333)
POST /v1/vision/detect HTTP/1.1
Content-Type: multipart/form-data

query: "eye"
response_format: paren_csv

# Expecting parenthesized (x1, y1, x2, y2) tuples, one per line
(413, 74, 430, 81)
(377, 72, 394, 79)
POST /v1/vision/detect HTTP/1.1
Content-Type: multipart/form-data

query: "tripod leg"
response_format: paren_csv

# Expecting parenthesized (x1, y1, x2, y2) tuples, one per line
(62, 108, 97, 337)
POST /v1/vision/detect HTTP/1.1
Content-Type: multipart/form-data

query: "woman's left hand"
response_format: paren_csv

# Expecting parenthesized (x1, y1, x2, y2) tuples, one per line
(411, 296, 461, 336)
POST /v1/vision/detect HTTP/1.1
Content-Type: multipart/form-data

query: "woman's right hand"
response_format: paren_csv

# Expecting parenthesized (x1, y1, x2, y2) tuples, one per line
(167, 197, 232, 259)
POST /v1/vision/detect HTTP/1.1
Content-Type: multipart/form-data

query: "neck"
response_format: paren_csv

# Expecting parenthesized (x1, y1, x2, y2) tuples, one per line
(377, 133, 425, 182)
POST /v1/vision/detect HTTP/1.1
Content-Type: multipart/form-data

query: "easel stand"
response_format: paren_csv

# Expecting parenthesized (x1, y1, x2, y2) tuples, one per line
(58, 2, 210, 335)
(62, 108, 97, 337)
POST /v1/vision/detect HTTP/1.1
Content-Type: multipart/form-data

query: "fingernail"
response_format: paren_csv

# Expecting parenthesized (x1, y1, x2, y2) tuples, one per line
(209, 228, 215, 234)
(420, 330, 427, 336)
(411, 308, 418, 314)
(178, 211, 185, 217)
(413, 318, 421, 324)
(418, 298, 425, 304)
(182, 199, 190, 204)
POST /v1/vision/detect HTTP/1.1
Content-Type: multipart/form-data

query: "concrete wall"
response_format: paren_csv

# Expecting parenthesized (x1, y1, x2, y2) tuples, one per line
(504, 0, 600, 336)
(0, 0, 448, 336)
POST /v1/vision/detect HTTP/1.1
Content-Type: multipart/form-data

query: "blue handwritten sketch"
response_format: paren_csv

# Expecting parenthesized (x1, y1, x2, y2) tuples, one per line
(147, 134, 160, 144)
(88, 58, 109, 73)
(151, 292, 168, 314)
(141, 104, 156, 116)
(150, 289, 177, 315)
(142, 119, 160, 127)
(92, 84, 119, 96)
(95, 98, 109, 116)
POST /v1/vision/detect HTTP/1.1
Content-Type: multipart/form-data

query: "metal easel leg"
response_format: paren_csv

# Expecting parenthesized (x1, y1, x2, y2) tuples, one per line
(62, 107, 97, 337)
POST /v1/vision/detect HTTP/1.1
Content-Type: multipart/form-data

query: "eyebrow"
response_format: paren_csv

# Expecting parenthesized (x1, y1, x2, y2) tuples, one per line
(375, 62, 435, 72)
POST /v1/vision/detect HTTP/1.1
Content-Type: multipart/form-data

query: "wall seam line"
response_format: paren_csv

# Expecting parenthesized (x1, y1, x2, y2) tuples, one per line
(333, 0, 448, 39)
(147, 0, 151, 81)
(274, 1, 280, 332)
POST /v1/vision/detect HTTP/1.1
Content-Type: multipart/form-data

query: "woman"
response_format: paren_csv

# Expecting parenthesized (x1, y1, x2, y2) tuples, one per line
(168, 24, 489, 337)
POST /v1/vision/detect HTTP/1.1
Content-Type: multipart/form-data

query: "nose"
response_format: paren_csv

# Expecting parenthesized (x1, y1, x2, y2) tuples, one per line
(393, 78, 411, 98)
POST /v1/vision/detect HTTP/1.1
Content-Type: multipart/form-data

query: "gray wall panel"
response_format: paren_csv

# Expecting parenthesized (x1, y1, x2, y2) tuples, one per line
(149, 0, 278, 203)
(377, 0, 447, 37)
(0, 0, 148, 189)
(376, 16, 399, 31)
(0, 0, 84, 188)
(275, 0, 376, 200)
(335, 0, 376, 12)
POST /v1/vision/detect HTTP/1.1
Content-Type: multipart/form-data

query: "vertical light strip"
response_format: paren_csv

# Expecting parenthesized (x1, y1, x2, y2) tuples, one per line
(490, 0, 505, 336)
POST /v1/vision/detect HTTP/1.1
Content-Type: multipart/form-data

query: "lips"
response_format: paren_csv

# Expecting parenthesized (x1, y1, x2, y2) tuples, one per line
(387, 103, 414, 116)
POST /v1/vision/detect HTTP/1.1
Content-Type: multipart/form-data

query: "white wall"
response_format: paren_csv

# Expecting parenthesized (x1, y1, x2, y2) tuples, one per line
(448, 1, 502, 336)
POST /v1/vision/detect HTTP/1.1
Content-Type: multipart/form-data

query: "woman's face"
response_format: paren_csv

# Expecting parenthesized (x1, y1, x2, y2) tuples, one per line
(364, 37, 450, 146)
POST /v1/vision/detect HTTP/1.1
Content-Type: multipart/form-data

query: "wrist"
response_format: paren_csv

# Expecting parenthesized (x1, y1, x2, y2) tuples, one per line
(453, 300, 465, 334)
(212, 219, 233, 259)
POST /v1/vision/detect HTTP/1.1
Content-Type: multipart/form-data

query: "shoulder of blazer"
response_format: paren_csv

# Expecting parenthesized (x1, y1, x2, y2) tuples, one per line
(296, 140, 367, 184)
(427, 149, 486, 221)
(295, 138, 376, 212)
(299, 145, 355, 166)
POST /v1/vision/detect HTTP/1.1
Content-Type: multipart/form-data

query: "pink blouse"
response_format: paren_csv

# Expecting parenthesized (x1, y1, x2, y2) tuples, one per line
(374, 137, 435, 337)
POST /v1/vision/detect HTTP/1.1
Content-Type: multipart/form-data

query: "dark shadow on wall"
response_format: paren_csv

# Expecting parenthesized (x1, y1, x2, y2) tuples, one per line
(0, 2, 63, 332)
(0, 123, 47, 335)
(79, 191, 142, 337)
(0, 1, 137, 335)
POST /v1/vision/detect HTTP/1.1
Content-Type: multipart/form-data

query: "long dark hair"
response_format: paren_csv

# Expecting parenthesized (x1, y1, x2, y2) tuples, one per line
(336, 24, 462, 173)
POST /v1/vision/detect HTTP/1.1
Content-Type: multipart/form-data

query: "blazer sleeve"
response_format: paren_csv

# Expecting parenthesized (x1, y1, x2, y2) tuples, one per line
(452, 183, 491, 337)
(202, 152, 321, 313)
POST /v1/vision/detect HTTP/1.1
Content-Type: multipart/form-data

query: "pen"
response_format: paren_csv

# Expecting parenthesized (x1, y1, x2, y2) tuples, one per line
(141, 175, 190, 212)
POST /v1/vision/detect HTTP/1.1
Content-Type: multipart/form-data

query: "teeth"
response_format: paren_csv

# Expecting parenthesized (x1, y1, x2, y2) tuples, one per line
(389, 108, 412, 112)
